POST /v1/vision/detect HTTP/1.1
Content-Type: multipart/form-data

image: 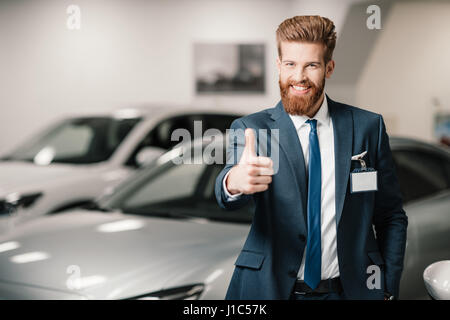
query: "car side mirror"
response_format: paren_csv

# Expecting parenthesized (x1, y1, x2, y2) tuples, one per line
(423, 260, 450, 300)
(135, 147, 165, 167)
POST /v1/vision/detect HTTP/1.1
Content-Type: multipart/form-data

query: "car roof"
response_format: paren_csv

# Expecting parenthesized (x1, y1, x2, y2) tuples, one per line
(390, 136, 450, 156)
(62, 105, 246, 120)
(155, 134, 450, 166)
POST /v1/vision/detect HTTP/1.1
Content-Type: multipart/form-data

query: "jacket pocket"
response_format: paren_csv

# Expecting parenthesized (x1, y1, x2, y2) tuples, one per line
(367, 251, 385, 265)
(234, 250, 265, 270)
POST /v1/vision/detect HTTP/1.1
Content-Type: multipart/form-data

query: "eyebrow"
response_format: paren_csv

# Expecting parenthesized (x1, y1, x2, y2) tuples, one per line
(282, 60, 322, 65)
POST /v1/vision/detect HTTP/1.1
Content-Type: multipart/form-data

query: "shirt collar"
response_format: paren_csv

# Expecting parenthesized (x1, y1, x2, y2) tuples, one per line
(288, 94, 331, 130)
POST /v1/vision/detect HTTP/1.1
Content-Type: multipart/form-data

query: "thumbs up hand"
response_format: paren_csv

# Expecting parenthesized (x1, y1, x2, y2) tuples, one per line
(226, 128, 274, 195)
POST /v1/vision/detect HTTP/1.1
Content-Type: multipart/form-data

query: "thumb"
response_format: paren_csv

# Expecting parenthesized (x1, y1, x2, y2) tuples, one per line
(242, 128, 257, 159)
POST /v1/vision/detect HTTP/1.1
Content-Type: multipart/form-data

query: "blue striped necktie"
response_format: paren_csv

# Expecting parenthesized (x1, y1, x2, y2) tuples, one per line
(304, 119, 322, 290)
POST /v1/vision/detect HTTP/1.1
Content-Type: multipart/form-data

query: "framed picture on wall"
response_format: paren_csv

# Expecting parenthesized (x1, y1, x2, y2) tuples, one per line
(194, 43, 265, 94)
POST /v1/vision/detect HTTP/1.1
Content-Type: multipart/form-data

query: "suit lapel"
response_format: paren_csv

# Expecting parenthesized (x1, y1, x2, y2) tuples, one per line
(328, 96, 353, 227)
(267, 97, 353, 231)
(268, 101, 308, 231)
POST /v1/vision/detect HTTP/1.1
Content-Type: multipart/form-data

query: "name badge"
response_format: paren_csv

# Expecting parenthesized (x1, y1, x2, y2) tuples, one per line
(350, 151, 377, 193)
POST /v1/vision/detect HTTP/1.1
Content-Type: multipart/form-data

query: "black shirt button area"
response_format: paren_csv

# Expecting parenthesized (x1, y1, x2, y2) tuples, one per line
(288, 270, 297, 278)
(298, 234, 306, 242)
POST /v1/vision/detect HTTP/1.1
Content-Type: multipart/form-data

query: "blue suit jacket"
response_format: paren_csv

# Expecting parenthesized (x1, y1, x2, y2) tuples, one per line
(215, 96, 408, 300)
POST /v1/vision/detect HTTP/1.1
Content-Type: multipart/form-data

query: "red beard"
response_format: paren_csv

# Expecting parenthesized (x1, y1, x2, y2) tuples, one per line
(279, 77, 325, 116)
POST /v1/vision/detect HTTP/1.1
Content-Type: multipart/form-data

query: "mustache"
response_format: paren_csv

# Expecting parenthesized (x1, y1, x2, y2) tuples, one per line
(279, 75, 325, 116)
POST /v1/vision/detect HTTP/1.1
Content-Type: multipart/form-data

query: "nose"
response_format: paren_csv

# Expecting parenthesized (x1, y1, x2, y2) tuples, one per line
(291, 66, 307, 83)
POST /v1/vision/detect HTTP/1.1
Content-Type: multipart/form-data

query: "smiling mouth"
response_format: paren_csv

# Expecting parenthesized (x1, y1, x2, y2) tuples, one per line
(290, 85, 311, 94)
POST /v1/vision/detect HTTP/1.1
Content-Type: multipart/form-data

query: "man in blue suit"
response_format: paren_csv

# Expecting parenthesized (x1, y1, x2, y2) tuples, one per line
(215, 16, 407, 300)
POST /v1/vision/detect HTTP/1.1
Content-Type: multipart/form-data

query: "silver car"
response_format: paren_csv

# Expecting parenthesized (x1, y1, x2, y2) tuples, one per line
(0, 108, 241, 233)
(0, 136, 447, 299)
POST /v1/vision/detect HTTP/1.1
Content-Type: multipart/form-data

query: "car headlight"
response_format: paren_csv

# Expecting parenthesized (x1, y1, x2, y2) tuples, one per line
(130, 283, 205, 300)
(0, 192, 43, 215)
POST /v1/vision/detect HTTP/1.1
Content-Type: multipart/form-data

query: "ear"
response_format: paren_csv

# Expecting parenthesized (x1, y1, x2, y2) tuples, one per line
(276, 57, 281, 74)
(325, 59, 335, 79)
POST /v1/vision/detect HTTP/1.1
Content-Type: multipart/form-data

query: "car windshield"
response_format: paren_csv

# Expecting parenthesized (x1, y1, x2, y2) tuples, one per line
(97, 151, 254, 224)
(4, 116, 141, 164)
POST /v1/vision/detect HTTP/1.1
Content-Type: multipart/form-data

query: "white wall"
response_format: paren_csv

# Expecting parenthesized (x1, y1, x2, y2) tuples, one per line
(356, 0, 450, 141)
(0, 0, 368, 155)
(0, 0, 284, 154)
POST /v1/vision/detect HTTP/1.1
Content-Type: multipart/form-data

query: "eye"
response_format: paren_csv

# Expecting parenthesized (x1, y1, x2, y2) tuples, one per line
(285, 62, 294, 67)
(308, 63, 317, 68)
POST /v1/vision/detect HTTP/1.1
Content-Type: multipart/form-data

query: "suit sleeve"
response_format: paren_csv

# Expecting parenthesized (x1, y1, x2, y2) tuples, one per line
(373, 115, 408, 298)
(215, 118, 252, 210)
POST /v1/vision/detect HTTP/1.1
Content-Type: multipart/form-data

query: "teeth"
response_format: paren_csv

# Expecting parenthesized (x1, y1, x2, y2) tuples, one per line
(292, 85, 309, 91)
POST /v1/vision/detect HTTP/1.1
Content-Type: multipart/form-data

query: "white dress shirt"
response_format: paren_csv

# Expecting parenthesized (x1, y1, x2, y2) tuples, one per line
(223, 95, 340, 280)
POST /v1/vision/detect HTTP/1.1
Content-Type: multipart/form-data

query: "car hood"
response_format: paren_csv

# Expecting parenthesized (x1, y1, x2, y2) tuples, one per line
(0, 161, 105, 196)
(0, 209, 249, 298)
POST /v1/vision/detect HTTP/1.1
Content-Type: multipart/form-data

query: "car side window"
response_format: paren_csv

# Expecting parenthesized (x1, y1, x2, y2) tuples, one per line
(121, 163, 207, 209)
(125, 116, 203, 167)
(392, 149, 450, 203)
(125, 114, 239, 167)
(203, 114, 239, 133)
(196, 164, 254, 223)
